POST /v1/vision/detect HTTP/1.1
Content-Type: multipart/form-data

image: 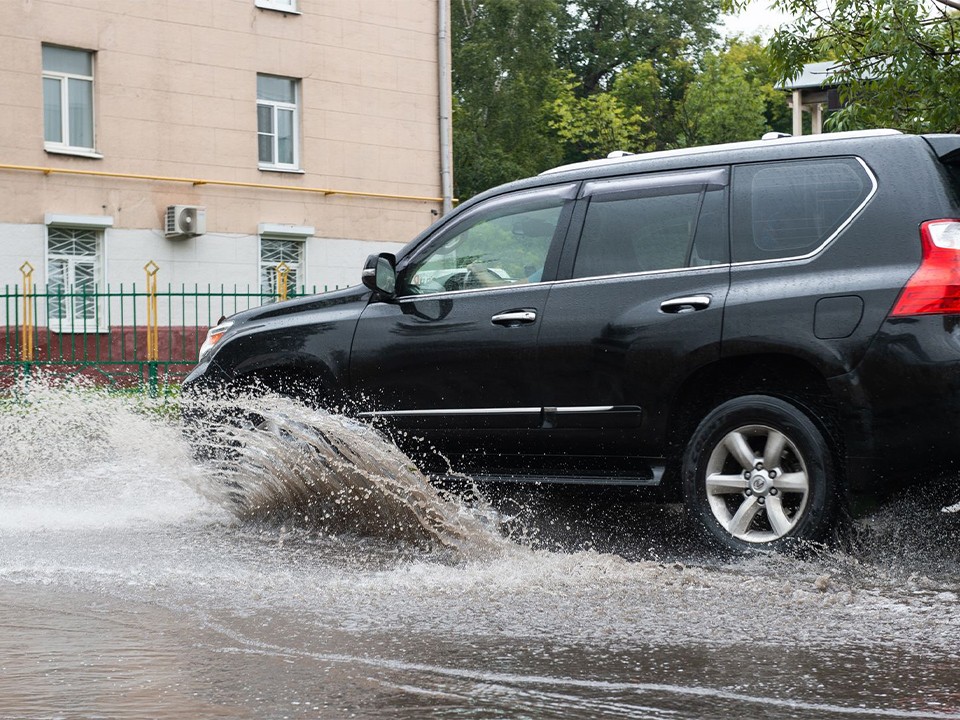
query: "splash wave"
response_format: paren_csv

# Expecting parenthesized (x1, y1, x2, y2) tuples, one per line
(186, 394, 509, 557)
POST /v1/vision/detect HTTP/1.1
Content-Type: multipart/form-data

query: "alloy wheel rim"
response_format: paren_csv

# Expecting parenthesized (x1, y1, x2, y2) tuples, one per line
(703, 424, 810, 543)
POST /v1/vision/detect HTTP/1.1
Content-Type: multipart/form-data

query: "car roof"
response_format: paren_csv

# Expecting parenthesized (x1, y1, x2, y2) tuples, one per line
(449, 129, 920, 216)
(399, 129, 945, 263)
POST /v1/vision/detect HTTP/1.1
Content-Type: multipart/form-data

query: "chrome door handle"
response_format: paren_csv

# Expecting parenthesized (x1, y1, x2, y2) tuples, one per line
(659, 295, 712, 313)
(491, 309, 537, 326)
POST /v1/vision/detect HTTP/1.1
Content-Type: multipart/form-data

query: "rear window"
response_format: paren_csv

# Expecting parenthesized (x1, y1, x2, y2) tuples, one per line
(731, 158, 873, 263)
(571, 169, 729, 279)
(573, 190, 702, 278)
(944, 164, 960, 205)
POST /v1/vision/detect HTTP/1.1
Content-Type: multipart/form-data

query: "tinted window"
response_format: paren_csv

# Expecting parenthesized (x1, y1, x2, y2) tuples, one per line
(573, 187, 728, 279)
(399, 188, 571, 295)
(944, 164, 960, 206)
(732, 158, 872, 263)
(691, 188, 729, 267)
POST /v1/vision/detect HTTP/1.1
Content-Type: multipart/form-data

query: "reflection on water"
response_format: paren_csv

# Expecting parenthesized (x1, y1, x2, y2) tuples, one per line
(0, 382, 958, 719)
(0, 584, 245, 719)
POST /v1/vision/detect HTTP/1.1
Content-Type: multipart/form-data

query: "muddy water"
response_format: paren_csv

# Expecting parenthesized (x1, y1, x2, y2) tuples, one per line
(1, 385, 958, 719)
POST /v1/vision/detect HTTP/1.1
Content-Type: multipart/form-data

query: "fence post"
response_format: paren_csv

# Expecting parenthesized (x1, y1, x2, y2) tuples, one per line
(19, 262, 35, 382)
(144, 260, 160, 397)
(276, 261, 289, 302)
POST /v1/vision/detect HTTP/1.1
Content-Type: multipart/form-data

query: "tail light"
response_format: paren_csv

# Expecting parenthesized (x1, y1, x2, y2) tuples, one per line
(890, 220, 960, 316)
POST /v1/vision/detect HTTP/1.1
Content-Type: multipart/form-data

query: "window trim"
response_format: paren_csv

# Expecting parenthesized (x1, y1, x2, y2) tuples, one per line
(45, 213, 113, 229)
(558, 167, 730, 282)
(44, 218, 110, 334)
(257, 75, 301, 172)
(729, 156, 878, 267)
(42, 45, 97, 155)
(258, 226, 311, 295)
(550, 157, 877, 284)
(580, 167, 729, 201)
(254, 0, 300, 13)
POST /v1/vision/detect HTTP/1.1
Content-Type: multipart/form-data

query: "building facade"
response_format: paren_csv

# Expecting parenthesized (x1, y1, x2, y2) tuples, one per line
(0, 0, 450, 313)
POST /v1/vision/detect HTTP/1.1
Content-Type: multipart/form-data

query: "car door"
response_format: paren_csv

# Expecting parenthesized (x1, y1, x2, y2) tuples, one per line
(349, 182, 578, 476)
(533, 167, 731, 481)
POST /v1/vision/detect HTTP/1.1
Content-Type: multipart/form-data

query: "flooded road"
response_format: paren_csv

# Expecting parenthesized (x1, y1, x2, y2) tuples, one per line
(1, 385, 958, 719)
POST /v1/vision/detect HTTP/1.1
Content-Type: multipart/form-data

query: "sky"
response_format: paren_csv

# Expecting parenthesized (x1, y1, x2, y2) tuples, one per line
(719, 1, 794, 38)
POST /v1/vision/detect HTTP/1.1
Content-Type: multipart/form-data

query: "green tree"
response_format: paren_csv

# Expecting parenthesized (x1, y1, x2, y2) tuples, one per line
(555, 0, 720, 150)
(557, 0, 720, 95)
(451, 0, 724, 199)
(679, 37, 791, 146)
(452, 0, 566, 199)
(548, 72, 652, 161)
(724, 0, 960, 132)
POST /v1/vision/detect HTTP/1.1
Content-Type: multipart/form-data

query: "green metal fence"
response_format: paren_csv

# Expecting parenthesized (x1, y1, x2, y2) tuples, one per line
(1, 280, 333, 393)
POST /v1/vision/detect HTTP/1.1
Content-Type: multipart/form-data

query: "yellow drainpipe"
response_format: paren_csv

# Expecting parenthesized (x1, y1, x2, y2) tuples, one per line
(0, 163, 451, 204)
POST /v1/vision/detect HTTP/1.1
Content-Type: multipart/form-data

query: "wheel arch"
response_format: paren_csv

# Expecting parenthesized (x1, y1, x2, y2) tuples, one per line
(230, 358, 339, 410)
(664, 353, 846, 495)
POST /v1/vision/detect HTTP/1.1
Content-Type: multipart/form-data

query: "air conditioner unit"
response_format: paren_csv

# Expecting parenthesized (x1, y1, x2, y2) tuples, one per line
(164, 205, 206, 238)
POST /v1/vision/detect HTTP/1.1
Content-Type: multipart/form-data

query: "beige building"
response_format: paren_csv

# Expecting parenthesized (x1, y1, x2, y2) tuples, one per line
(0, 0, 452, 307)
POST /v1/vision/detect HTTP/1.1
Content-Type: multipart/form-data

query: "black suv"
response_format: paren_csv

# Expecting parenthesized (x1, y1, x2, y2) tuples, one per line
(184, 129, 960, 551)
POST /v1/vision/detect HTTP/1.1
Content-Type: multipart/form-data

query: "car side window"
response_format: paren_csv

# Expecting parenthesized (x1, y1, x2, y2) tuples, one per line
(398, 188, 572, 296)
(731, 158, 872, 263)
(690, 187, 729, 267)
(571, 172, 729, 279)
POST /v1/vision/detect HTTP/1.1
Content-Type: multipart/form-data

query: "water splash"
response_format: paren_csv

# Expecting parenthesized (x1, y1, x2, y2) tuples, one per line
(0, 375, 215, 531)
(184, 394, 509, 557)
(844, 477, 960, 579)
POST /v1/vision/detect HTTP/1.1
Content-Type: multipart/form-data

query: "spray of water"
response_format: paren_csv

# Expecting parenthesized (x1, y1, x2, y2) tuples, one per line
(1, 377, 507, 559)
(4, 379, 960, 720)
(0, 374, 216, 531)
(183, 393, 510, 557)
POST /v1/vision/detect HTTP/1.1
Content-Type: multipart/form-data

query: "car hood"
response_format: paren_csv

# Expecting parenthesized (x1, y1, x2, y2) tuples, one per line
(224, 284, 372, 327)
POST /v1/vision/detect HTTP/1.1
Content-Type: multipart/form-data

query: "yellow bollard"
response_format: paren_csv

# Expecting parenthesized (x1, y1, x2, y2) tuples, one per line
(19, 261, 34, 362)
(144, 260, 159, 361)
(276, 261, 290, 302)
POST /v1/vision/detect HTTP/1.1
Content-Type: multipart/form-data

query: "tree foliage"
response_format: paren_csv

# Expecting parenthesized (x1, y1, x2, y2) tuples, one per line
(453, 0, 796, 199)
(556, 0, 719, 95)
(679, 38, 791, 146)
(724, 0, 960, 133)
(452, 0, 565, 199)
(548, 71, 653, 161)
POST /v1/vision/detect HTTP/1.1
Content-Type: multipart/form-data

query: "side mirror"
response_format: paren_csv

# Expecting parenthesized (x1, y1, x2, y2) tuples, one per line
(362, 253, 397, 297)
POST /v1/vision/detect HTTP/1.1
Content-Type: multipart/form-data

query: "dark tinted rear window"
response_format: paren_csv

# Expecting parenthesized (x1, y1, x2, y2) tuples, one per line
(944, 164, 960, 205)
(573, 190, 703, 278)
(572, 173, 729, 279)
(731, 158, 872, 263)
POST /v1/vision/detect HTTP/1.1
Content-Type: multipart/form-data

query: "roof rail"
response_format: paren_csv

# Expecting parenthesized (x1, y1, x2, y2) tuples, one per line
(541, 129, 903, 175)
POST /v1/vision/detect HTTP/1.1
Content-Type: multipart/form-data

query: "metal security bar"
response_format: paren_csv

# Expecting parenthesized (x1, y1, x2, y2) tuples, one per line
(1, 271, 338, 393)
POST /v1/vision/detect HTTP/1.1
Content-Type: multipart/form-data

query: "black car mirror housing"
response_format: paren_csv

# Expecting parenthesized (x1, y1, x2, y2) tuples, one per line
(362, 253, 397, 298)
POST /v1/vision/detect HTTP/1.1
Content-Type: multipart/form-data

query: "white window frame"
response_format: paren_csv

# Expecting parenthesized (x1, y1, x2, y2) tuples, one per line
(42, 45, 100, 158)
(257, 75, 301, 172)
(255, 0, 300, 13)
(44, 215, 112, 334)
(258, 224, 313, 299)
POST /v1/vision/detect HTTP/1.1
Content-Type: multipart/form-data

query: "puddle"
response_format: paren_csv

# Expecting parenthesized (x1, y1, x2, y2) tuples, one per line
(1, 381, 958, 718)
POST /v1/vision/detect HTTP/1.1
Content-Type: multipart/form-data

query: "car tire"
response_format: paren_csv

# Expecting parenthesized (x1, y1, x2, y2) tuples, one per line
(682, 394, 837, 552)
